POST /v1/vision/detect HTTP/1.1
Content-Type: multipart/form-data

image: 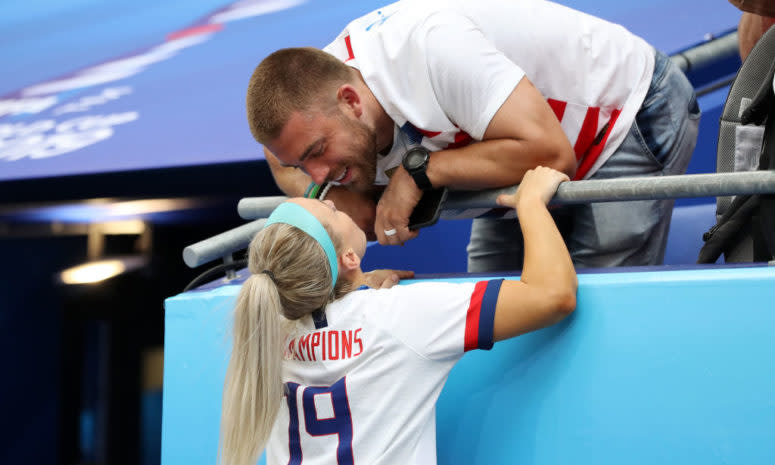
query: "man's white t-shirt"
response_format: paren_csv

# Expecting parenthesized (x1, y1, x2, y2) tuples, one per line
(265, 279, 503, 464)
(323, 0, 655, 181)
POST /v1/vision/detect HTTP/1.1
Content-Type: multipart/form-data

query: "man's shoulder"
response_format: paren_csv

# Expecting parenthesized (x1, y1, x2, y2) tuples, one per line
(326, 0, 454, 47)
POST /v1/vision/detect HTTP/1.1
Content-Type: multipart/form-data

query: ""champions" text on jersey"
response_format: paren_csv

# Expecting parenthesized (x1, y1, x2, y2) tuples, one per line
(284, 329, 364, 362)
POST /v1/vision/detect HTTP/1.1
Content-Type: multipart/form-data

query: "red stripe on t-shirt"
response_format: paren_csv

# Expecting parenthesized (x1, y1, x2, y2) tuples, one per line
(445, 130, 473, 149)
(416, 127, 442, 138)
(464, 281, 488, 352)
(547, 98, 567, 122)
(574, 108, 621, 180)
(344, 35, 355, 62)
(573, 107, 600, 161)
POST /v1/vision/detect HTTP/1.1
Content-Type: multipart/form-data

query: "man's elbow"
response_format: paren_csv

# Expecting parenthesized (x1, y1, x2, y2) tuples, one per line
(527, 131, 576, 179)
(546, 137, 577, 179)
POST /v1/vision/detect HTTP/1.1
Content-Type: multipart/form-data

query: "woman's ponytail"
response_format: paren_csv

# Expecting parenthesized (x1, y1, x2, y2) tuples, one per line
(219, 272, 287, 465)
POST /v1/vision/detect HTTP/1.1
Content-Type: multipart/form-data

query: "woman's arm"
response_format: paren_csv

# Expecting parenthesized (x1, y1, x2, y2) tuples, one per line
(491, 167, 578, 342)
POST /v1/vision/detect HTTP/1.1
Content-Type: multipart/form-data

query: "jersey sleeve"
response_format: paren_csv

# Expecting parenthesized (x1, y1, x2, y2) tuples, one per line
(322, 30, 353, 63)
(420, 11, 526, 140)
(366, 280, 504, 361)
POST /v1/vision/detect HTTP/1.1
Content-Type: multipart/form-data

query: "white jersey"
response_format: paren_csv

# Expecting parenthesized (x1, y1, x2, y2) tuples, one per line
(266, 279, 503, 465)
(323, 0, 655, 181)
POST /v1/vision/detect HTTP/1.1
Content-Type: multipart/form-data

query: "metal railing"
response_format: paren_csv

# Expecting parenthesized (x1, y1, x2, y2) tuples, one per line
(184, 171, 775, 268)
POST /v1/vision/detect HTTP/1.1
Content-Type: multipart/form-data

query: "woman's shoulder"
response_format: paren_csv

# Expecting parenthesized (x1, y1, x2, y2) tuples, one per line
(333, 280, 478, 310)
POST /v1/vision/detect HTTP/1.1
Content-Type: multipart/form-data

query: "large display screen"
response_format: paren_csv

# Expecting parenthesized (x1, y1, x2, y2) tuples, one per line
(0, 0, 740, 182)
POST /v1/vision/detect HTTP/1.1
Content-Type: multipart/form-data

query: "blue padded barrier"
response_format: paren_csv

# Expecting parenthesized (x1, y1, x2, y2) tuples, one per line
(163, 265, 775, 465)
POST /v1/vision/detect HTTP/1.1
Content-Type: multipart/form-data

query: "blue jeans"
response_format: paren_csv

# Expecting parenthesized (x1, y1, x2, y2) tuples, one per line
(467, 50, 701, 271)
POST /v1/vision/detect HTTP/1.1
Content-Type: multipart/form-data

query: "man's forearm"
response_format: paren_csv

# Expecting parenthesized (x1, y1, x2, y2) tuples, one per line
(425, 138, 576, 190)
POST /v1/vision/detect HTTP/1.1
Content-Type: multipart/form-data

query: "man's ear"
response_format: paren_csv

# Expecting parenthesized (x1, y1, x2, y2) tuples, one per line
(337, 84, 363, 117)
(339, 248, 362, 273)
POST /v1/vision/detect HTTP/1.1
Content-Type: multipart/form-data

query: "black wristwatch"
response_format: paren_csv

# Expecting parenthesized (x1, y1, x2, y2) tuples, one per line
(402, 146, 433, 190)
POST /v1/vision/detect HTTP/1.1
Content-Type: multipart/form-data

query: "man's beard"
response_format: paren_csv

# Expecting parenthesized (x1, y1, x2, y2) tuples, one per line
(338, 113, 378, 193)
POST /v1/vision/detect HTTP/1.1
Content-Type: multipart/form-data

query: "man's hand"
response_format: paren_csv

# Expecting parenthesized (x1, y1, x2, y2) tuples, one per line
(375, 167, 423, 245)
(325, 187, 379, 241)
(362, 269, 415, 289)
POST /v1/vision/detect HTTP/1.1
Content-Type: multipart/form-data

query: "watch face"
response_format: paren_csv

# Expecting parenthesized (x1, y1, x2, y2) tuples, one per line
(404, 147, 428, 170)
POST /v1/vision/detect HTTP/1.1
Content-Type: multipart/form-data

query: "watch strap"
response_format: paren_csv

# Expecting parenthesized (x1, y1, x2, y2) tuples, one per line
(409, 169, 433, 190)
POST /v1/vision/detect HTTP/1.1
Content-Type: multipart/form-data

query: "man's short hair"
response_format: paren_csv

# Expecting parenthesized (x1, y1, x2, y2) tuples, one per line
(246, 47, 353, 143)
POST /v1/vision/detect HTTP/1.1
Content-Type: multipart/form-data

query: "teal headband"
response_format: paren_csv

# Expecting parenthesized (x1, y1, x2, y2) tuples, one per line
(264, 202, 339, 289)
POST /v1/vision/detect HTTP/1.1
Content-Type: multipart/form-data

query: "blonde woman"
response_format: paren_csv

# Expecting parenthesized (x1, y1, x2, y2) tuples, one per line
(220, 166, 577, 465)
